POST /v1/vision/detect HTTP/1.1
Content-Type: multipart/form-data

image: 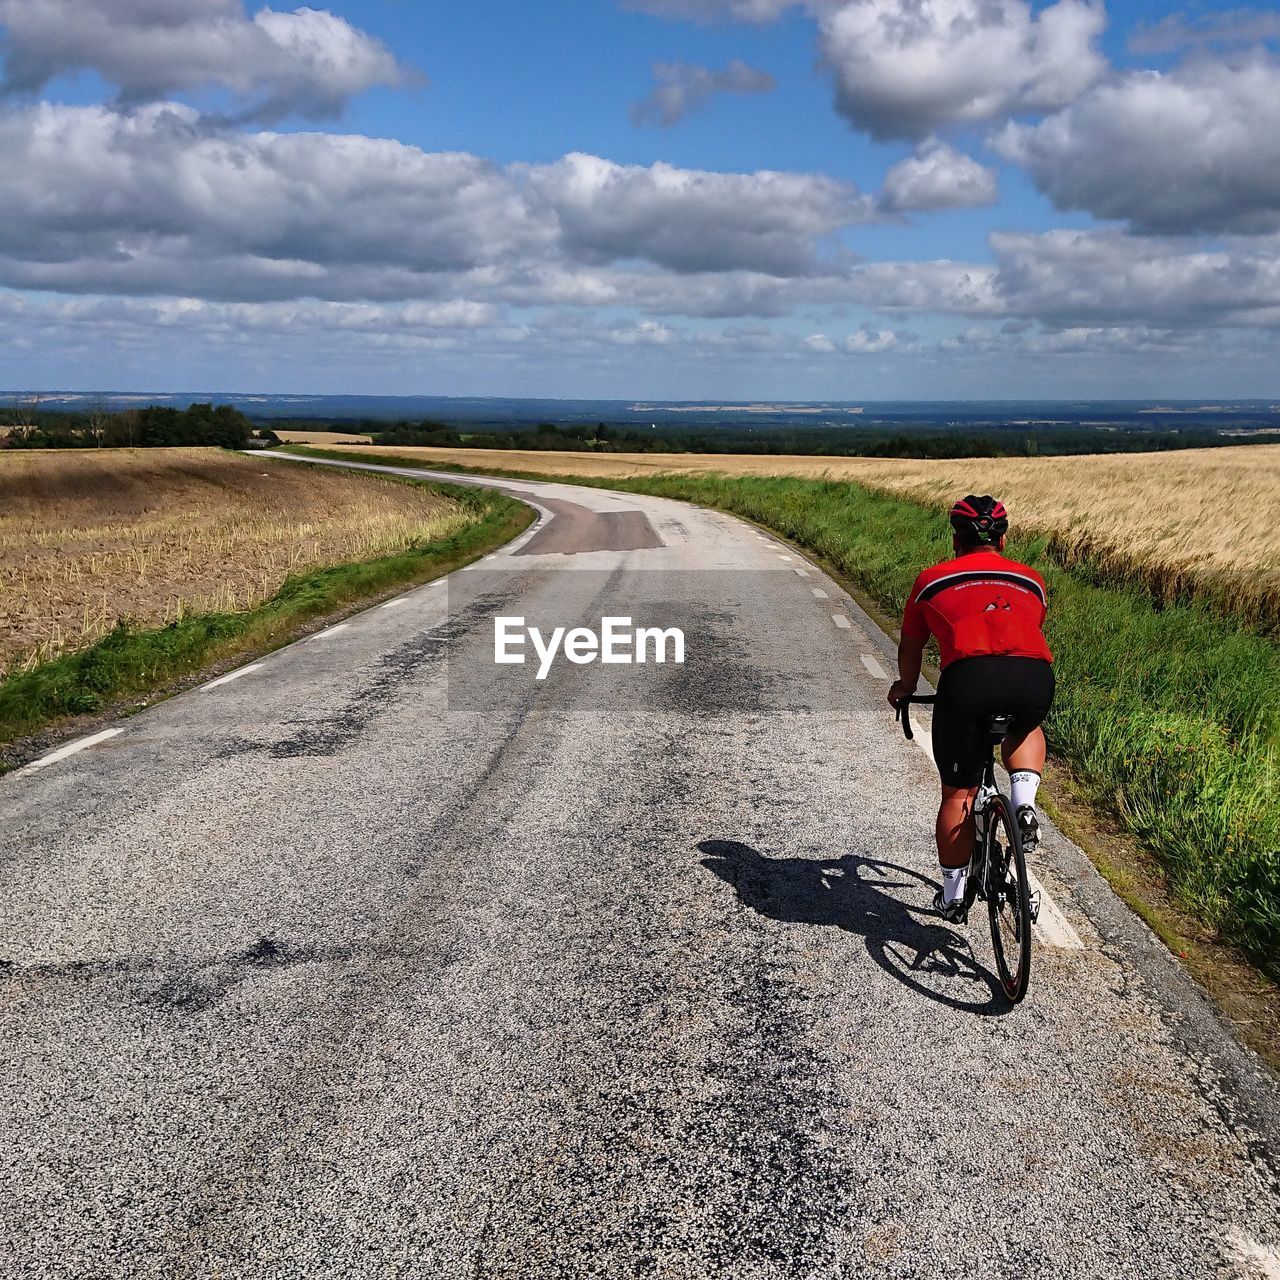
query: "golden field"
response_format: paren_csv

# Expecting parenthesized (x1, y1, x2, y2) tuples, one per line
(273, 429, 373, 445)
(325, 442, 1280, 625)
(0, 449, 468, 673)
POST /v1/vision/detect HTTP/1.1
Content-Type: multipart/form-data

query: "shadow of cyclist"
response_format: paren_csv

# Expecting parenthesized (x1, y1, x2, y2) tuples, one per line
(697, 839, 1012, 1016)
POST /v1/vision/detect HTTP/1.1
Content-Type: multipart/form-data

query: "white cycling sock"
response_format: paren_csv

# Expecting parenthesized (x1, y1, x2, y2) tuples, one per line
(941, 865, 968, 905)
(1010, 770, 1041, 812)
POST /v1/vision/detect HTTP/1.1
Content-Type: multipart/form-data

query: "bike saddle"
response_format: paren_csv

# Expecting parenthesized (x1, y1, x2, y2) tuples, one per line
(985, 713, 1016, 742)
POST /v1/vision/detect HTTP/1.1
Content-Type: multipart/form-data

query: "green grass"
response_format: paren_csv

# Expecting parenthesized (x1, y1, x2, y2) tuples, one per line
(307, 449, 1280, 979)
(0, 478, 531, 754)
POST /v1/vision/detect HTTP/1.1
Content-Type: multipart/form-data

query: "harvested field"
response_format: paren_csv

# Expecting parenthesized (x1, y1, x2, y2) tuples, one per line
(0, 448, 469, 673)
(274, 430, 373, 445)
(326, 443, 1280, 629)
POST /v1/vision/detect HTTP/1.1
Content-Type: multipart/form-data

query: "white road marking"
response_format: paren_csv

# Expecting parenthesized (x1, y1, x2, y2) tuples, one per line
(380, 598, 408, 609)
(1028, 871, 1086, 950)
(861, 653, 888, 680)
(794, 568, 809, 578)
(1228, 1231, 1280, 1280)
(311, 624, 351, 641)
(24, 729, 123, 773)
(777, 555, 793, 562)
(811, 588, 829, 600)
(202, 663, 265, 691)
(832, 613, 852, 630)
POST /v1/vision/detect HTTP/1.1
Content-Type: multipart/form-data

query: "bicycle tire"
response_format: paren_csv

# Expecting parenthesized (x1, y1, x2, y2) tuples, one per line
(985, 793, 1032, 1004)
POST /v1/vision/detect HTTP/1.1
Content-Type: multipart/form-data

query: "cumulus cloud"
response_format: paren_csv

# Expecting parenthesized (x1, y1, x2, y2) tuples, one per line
(818, 0, 1106, 139)
(0, 0, 406, 120)
(0, 103, 548, 299)
(523, 151, 873, 275)
(630, 58, 775, 126)
(989, 229, 1280, 329)
(993, 56, 1280, 236)
(0, 104, 879, 306)
(878, 139, 998, 212)
(806, 325, 903, 353)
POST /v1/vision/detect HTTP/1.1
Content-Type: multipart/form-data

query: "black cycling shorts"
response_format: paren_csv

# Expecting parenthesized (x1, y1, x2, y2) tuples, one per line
(932, 656, 1055, 789)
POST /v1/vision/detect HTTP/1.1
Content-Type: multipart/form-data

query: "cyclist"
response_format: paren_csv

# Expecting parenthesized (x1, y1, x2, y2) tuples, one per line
(887, 496, 1055, 923)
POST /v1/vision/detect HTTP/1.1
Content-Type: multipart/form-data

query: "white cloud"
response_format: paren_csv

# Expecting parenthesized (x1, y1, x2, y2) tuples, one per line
(818, 0, 1106, 139)
(523, 151, 874, 275)
(990, 228, 1280, 328)
(0, 0, 406, 120)
(806, 325, 904, 353)
(993, 55, 1280, 235)
(0, 103, 549, 299)
(0, 105, 886, 304)
(630, 59, 775, 126)
(878, 139, 998, 212)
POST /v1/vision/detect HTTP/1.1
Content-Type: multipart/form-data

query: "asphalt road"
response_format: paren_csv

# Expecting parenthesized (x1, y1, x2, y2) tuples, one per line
(3, 457, 1278, 1279)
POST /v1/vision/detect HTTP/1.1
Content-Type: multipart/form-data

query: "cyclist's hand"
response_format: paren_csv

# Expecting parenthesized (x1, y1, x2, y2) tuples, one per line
(887, 679, 912, 708)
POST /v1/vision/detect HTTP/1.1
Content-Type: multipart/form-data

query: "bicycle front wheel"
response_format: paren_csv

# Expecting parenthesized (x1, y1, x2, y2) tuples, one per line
(985, 793, 1032, 1004)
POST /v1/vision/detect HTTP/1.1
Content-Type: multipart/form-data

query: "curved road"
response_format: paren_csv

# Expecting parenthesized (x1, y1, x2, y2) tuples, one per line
(2, 457, 1278, 1279)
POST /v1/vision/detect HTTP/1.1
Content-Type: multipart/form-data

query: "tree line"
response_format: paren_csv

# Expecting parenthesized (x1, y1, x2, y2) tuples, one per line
(1, 403, 257, 450)
(362, 418, 1259, 459)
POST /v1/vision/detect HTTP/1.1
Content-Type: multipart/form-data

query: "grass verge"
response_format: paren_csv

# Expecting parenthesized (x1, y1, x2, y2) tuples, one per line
(0, 475, 531, 757)
(305, 448, 1280, 989)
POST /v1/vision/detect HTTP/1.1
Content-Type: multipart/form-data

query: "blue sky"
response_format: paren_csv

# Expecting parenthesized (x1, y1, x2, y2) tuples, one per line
(1, 0, 1278, 398)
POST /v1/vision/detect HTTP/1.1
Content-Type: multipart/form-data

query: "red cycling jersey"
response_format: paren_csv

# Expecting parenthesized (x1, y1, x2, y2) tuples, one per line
(902, 549, 1052, 670)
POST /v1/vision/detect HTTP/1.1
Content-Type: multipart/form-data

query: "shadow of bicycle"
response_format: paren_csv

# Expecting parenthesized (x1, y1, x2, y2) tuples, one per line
(698, 839, 1013, 1016)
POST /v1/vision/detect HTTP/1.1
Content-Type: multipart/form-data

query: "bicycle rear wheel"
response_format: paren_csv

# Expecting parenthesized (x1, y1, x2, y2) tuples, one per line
(985, 793, 1032, 1003)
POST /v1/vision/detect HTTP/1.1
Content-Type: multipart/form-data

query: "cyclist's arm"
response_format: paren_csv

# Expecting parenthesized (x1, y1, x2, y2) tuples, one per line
(888, 632, 926, 706)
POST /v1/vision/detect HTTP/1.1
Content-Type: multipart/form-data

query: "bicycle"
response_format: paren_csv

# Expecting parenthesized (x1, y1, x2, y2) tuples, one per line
(895, 693, 1041, 1004)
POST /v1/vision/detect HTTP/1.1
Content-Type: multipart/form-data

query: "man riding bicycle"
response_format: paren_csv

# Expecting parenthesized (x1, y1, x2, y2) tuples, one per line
(887, 496, 1055, 923)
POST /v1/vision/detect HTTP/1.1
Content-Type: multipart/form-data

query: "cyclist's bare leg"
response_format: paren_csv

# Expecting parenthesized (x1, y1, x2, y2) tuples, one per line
(936, 784, 978, 907)
(937, 785, 978, 866)
(1001, 726, 1046, 773)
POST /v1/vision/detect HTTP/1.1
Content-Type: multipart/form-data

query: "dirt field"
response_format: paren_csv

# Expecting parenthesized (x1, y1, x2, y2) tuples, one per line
(326, 443, 1280, 617)
(0, 449, 467, 672)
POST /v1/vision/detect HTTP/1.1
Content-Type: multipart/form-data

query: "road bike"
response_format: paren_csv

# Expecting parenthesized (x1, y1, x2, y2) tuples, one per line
(896, 693, 1040, 1004)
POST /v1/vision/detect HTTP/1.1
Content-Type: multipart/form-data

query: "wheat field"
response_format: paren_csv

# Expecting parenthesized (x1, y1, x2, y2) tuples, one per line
(328, 442, 1280, 626)
(0, 449, 468, 673)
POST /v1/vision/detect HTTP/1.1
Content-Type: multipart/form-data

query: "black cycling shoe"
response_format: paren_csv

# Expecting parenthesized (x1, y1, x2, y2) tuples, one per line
(932, 888, 968, 925)
(1016, 804, 1040, 851)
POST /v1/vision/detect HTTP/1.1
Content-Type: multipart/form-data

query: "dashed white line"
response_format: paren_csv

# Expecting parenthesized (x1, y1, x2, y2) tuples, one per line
(380, 598, 409, 609)
(24, 729, 123, 773)
(832, 613, 852, 630)
(202, 663, 265, 691)
(811, 588, 829, 600)
(861, 653, 888, 680)
(793, 567, 809, 578)
(311, 624, 351, 641)
(777, 555, 793, 562)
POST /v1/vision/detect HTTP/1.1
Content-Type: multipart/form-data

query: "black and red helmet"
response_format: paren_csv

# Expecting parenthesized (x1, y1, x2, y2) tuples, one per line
(949, 494, 1008, 543)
